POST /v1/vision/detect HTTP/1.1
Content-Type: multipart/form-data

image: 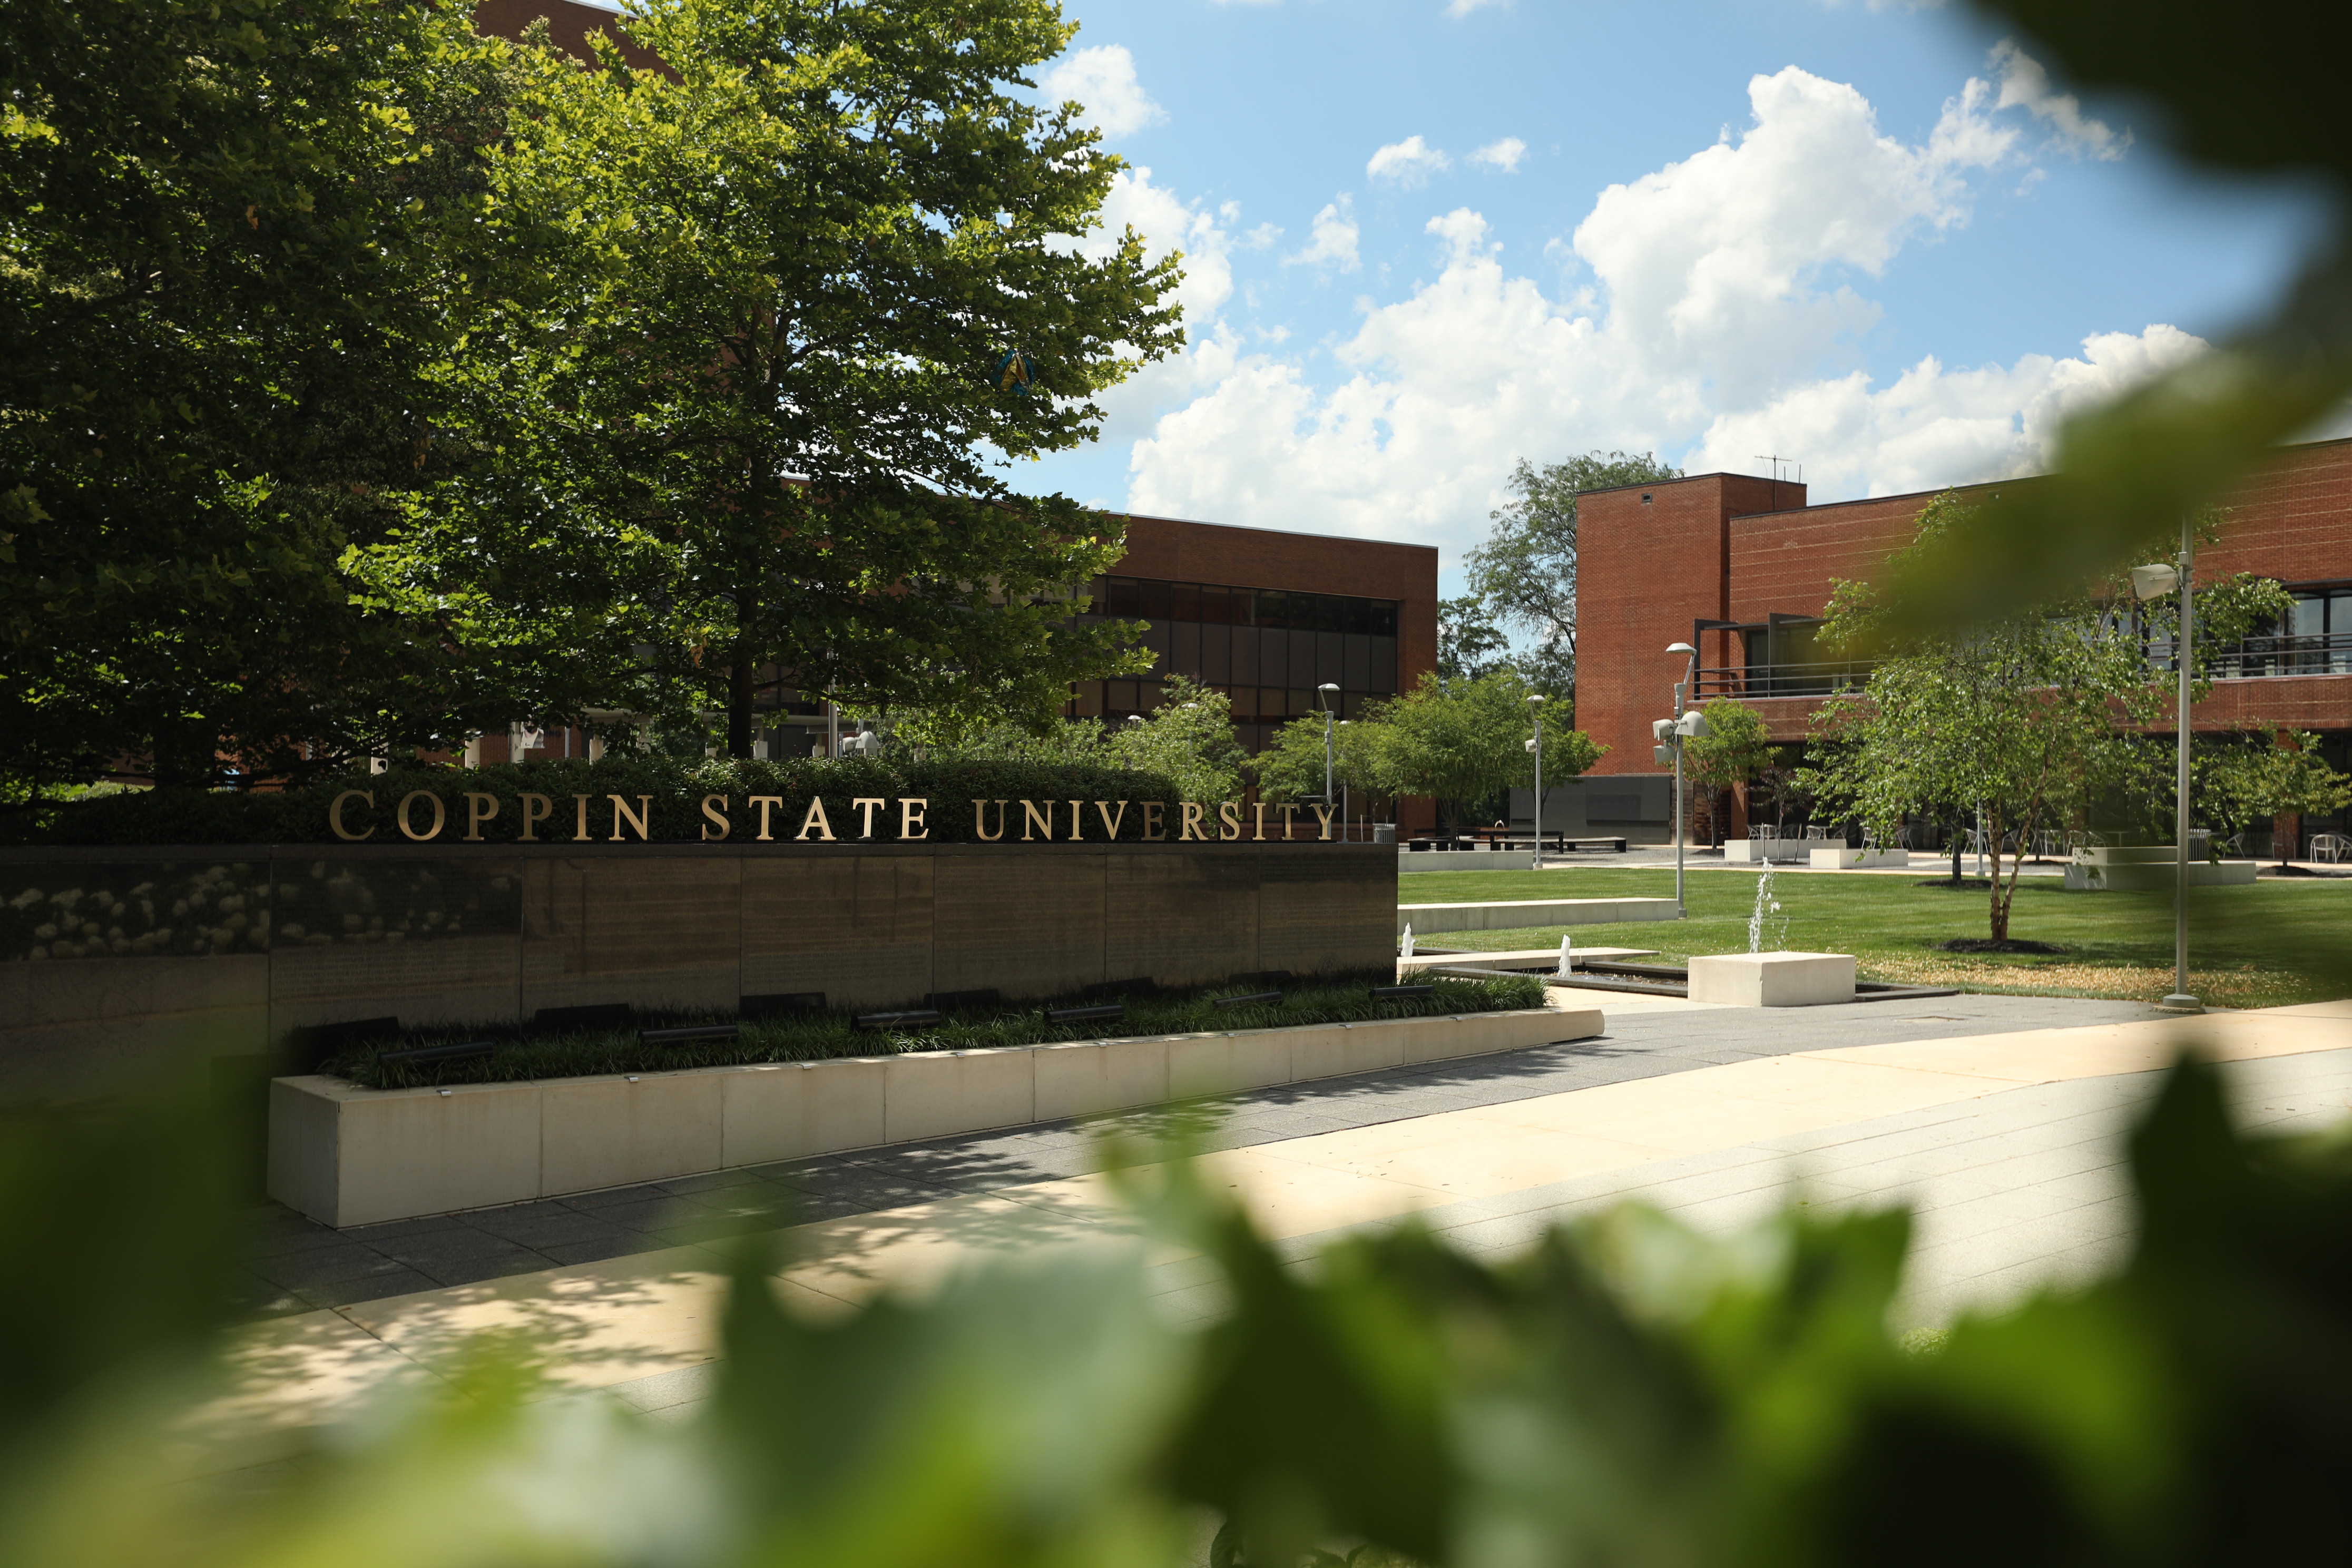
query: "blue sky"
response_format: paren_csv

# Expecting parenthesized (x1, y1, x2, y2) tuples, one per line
(1012, 0, 2335, 594)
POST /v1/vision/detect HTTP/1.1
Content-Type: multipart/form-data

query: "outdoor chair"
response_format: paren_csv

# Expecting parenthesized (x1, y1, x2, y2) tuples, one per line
(2310, 832, 2351, 864)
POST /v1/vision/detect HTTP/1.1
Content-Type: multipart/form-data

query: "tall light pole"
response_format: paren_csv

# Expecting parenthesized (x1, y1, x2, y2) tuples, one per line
(1317, 683, 1340, 815)
(2133, 523, 2201, 1013)
(1526, 693, 1545, 869)
(1668, 642, 1699, 918)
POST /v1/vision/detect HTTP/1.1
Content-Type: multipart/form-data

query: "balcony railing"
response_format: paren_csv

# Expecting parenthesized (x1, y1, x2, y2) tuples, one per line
(1692, 663, 1872, 701)
(2203, 632, 2352, 679)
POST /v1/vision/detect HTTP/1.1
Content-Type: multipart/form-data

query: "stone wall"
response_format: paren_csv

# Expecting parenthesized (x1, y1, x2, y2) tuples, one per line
(0, 842, 1394, 1103)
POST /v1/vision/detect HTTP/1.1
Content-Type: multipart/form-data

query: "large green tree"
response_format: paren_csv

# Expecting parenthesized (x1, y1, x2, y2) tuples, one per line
(1363, 668, 1604, 832)
(1459, 450, 1681, 691)
(1, 0, 517, 793)
(361, 0, 1180, 758)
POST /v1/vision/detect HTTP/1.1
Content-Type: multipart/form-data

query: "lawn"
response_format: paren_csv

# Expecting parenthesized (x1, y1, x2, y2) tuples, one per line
(1397, 866, 2352, 1008)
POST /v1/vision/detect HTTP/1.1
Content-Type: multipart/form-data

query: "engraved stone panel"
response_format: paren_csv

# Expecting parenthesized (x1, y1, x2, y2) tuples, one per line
(742, 854, 933, 1008)
(522, 855, 742, 1013)
(268, 855, 523, 1034)
(932, 851, 1106, 998)
(1255, 846, 1394, 976)
(1102, 849, 1260, 987)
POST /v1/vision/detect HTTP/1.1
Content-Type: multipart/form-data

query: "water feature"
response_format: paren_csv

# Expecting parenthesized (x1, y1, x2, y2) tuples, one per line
(1747, 869, 1786, 953)
(1556, 934, 1573, 977)
(1400, 923, 1415, 959)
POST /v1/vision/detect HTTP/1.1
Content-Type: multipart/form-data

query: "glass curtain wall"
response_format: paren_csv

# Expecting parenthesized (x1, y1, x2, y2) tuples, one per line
(1069, 577, 1403, 753)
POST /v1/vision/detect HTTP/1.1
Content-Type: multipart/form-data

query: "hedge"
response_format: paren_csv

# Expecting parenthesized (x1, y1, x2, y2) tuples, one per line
(5, 757, 1213, 846)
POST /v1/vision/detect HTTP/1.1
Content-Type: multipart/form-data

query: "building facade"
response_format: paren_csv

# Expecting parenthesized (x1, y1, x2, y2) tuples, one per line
(1575, 439, 2352, 850)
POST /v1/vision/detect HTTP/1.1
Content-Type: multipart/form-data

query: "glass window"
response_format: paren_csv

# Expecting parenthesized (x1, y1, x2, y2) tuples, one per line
(1105, 577, 1140, 618)
(1199, 584, 1232, 624)
(1368, 600, 1398, 636)
(1139, 579, 1173, 621)
(2290, 593, 2326, 638)
(1106, 680, 1138, 713)
(1171, 582, 1201, 622)
(1256, 589, 1291, 628)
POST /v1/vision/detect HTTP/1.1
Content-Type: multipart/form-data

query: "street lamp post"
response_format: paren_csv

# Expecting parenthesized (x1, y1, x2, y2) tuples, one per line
(1526, 694, 1545, 870)
(1317, 683, 1341, 826)
(2133, 524, 2201, 1013)
(1668, 642, 1699, 918)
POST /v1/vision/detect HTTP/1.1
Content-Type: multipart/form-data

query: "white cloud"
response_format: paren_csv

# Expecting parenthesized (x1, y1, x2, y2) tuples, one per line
(1040, 44, 1165, 139)
(1426, 208, 1494, 264)
(1467, 136, 1527, 172)
(1123, 62, 2193, 555)
(1988, 37, 2130, 161)
(1445, 0, 1510, 14)
(1285, 196, 1361, 273)
(1367, 135, 1451, 187)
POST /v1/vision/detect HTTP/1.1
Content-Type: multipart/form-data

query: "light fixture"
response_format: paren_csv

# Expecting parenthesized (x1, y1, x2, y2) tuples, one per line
(1666, 643, 1701, 917)
(1528, 693, 1547, 869)
(2131, 564, 2180, 601)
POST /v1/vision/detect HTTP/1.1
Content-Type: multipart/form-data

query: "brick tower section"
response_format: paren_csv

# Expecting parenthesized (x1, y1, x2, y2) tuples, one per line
(1578, 474, 1801, 777)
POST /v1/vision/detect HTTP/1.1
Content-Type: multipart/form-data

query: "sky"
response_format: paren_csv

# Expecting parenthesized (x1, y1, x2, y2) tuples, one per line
(1010, 0, 2338, 596)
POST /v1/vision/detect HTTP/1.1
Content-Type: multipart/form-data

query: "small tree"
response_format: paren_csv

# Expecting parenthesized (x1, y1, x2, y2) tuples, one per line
(2206, 728, 2352, 867)
(1806, 493, 2287, 940)
(1679, 698, 1777, 847)
(1250, 712, 1381, 811)
(1103, 677, 1247, 804)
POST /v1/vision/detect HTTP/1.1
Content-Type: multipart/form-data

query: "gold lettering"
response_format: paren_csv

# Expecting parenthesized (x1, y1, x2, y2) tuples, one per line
(329, 789, 375, 841)
(396, 790, 445, 842)
(898, 797, 929, 840)
(1021, 799, 1053, 841)
(796, 797, 837, 842)
(1093, 800, 1129, 839)
(1142, 801, 1166, 841)
(1253, 800, 1267, 841)
(974, 799, 1008, 841)
(749, 795, 783, 841)
(1279, 803, 1299, 841)
(462, 792, 499, 842)
(1219, 801, 1243, 841)
(609, 793, 652, 842)
(1310, 803, 1337, 841)
(852, 796, 886, 838)
(701, 794, 731, 841)
(1067, 799, 1083, 841)
(1179, 801, 1209, 841)
(572, 793, 592, 842)
(518, 792, 552, 841)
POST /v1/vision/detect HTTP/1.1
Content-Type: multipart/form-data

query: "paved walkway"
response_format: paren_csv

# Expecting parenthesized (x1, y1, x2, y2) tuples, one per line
(232, 992, 2159, 1314)
(192, 997, 2352, 1477)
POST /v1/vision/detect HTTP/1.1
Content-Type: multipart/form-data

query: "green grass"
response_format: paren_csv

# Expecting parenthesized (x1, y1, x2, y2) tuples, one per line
(1399, 867, 2352, 1007)
(328, 972, 1546, 1091)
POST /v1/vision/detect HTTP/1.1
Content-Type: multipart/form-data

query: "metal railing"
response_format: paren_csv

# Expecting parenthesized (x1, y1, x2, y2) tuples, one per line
(1691, 663, 1872, 701)
(2203, 632, 2352, 679)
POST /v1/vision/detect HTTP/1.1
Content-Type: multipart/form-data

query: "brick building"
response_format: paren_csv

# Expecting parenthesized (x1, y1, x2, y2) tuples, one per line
(1573, 439, 2352, 850)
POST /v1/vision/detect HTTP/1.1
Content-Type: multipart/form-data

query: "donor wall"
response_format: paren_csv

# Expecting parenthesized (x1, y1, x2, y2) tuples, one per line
(0, 764, 1393, 1103)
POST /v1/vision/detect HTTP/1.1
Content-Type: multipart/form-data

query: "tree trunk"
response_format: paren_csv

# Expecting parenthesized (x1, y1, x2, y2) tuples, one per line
(2276, 810, 2300, 870)
(1987, 813, 2010, 940)
(727, 577, 761, 760)
(1950, 818, 1963, 884)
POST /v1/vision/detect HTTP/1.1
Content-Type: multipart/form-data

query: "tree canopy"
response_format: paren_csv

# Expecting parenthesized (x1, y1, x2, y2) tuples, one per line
(1459, 450, 1680, 691)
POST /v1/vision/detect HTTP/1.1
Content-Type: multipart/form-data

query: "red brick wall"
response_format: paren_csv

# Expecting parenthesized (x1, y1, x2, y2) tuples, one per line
(1579, 474, 1799, 775)
(473, 0, 663, 69)
(1104, 512, 1440, 832)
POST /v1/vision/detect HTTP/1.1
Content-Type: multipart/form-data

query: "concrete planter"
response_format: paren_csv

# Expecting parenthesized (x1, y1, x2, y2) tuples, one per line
(1808, 848, 1910, 870)
(1399, 849, 1536, 873)
(2064, 848, 2260, 891)
(268, 1005, 1605, 1227)
(1397, 897, 1679, 938)
(1687, 952, 1856, 1007)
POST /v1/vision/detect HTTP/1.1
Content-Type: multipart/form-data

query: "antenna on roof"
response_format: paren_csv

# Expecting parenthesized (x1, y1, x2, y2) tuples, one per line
(1754, 454, 1801, 485)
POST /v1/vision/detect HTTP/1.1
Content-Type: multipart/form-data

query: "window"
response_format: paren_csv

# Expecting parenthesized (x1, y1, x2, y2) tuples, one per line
(1063, 576, 1409, 748)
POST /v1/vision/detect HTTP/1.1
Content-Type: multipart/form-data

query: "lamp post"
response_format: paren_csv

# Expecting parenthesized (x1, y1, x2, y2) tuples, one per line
(1526, 694, 1545, 869)
(1668, 642, 1699, 918)
(1317, 683, 1340, 812)
(2132, 524, 2201, 1013)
